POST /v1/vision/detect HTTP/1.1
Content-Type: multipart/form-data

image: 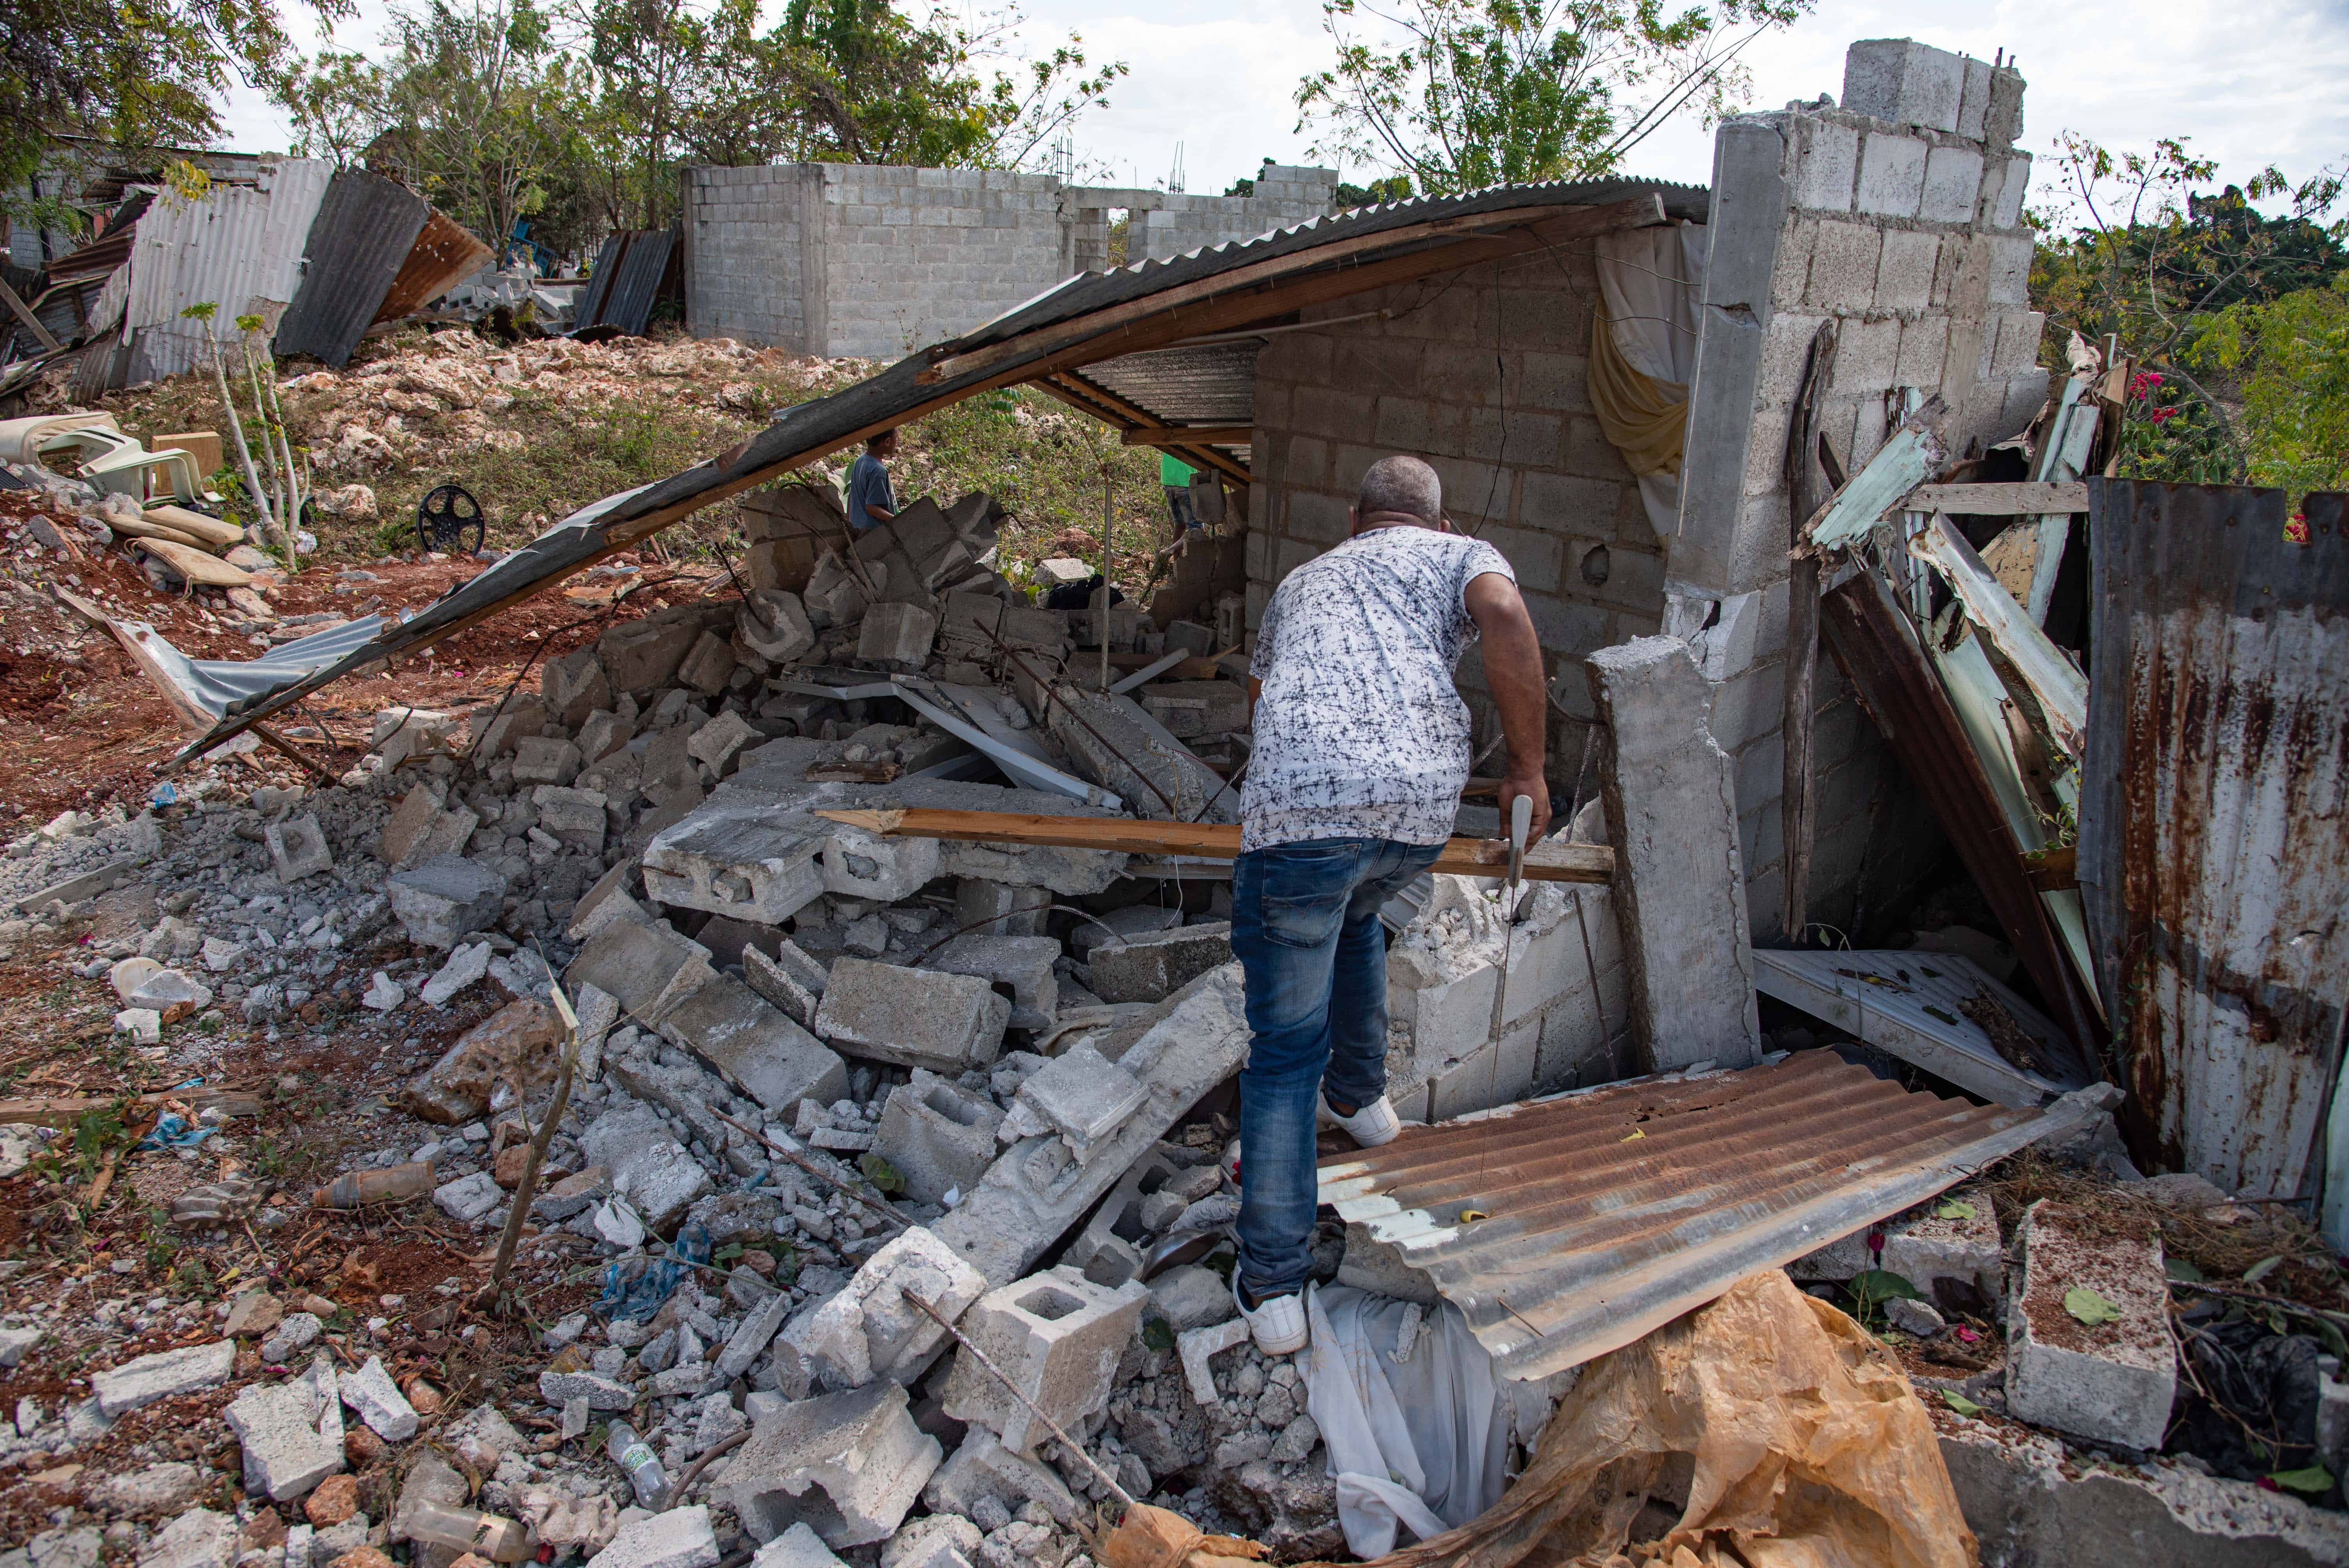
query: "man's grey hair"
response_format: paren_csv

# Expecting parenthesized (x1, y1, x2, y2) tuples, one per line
(1358, 455, 1441, 524)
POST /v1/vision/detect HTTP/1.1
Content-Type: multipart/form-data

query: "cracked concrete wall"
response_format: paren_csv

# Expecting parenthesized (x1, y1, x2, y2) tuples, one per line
(1666, 37, 2039, 942)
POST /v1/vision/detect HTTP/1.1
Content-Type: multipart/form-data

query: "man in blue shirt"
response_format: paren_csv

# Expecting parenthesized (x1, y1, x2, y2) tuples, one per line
(847, 428, 898, 530)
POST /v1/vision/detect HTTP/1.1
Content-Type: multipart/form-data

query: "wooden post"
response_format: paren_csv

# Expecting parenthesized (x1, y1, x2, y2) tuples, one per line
(1780, 322, 1835, 946)
(474, 966, 581, 1310)
(1099, 463, 1114, 692)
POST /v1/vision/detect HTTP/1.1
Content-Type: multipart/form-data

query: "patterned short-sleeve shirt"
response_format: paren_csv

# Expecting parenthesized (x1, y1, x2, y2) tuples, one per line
(1242, 526, 1515, 852)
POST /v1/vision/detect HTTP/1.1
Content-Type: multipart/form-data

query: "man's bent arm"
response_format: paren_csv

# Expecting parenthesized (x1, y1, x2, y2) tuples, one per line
(1464, 572, 1552, 843)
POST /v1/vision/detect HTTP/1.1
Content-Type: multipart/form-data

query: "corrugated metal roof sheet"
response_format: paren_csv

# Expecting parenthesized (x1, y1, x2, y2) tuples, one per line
(1077, 341, 1262, 433)
(373, 209, 492, 324)
(1318, 1048, 2083, 1380)
(576, 227, 677, 336)
(167, 174, 1704, 764)
(2080, 481, 2349, 1202)
(275, 169, 430, 367)
(122, 158, 332, 383)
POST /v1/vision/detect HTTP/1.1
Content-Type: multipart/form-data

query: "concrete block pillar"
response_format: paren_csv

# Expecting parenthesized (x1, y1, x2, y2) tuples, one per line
(1584, 635, 1761, 1071)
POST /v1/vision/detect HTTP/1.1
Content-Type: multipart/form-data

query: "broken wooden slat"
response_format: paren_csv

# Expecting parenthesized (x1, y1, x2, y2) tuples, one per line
(1900, 481, 2090, 517)
(1, 1085, 264, 1127)
(2025, 845, 2078, 893)
(811, 807, 1615, 884)
(1908, 513, 2089, 761)
(1803, 397, 1947, 550)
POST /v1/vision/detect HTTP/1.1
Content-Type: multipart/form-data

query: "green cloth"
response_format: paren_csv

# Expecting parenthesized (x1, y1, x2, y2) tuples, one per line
(1160, 453, 1196, 487)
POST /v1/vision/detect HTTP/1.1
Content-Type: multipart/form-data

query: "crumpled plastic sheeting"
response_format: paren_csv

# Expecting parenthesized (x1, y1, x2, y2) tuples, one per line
(597, 1222, 711, 1321)
(1301, 1285, 1513, 1558)
(1362, 1270, 1977, 1568)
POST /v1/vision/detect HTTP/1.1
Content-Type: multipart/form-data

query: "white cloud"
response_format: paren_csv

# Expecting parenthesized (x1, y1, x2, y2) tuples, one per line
(215, 0, 2349, 217)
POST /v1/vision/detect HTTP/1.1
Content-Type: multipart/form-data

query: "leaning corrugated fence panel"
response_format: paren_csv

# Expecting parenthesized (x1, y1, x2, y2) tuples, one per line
(2079, 481, 2349, 1209)
(273, 169, 430, 368)
(1317, 1049, 2086, 1381)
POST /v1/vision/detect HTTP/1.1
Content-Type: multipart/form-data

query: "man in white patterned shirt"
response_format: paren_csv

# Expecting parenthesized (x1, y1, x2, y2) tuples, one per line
(1228, 454, 1551, 1354)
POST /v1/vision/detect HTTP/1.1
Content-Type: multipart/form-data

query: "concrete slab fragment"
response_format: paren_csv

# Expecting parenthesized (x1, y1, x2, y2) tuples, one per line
(2005, 1200, 2175, 1451)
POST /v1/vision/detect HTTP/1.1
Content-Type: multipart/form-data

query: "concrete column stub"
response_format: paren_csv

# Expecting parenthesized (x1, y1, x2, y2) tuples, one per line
(1584, 635, 1762, 1071)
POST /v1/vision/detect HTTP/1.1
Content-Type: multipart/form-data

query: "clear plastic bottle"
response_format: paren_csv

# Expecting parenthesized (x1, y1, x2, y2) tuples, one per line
(608, 1419, 668, 1507)
(401, 1498, 536, 1563)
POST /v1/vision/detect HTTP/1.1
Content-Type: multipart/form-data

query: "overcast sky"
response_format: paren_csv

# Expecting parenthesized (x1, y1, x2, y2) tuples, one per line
(217, 0, 2349, 225)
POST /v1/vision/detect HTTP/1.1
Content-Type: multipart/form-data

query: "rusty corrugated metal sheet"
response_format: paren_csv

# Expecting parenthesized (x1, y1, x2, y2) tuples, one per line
(275, 169, 429, 367)
(2080, 481, 2349, 1201)
(372, 209, 492, 324)
(1819, 567, 2106, 1075)
(1318, 1049, 2080, 1380)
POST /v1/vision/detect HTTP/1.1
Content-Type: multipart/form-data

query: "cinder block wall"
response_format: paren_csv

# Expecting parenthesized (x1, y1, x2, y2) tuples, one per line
(683, 164, 812, 349)
(813, 165, 1068, 360)
(683, 163, 1338, 357)
(1668, 37, 2046, 944)
(1067, 166, 1341, 271)
(1244, 242, 1671, 790)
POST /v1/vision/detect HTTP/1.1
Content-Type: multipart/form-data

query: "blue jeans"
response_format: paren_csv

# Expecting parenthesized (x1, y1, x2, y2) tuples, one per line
(1231, 836, 1444, 1297)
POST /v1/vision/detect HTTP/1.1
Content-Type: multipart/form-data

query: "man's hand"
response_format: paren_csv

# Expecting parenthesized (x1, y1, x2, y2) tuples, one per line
(1497, 766, 1551, 848)
(1464, 571, 1551, 844)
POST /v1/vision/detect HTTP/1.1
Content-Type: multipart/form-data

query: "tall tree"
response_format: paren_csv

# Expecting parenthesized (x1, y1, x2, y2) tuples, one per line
(1294, 0, 1808, 195)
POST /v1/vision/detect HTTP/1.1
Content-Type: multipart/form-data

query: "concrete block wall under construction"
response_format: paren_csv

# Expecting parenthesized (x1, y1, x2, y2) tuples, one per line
(683, 163, 1338, 360)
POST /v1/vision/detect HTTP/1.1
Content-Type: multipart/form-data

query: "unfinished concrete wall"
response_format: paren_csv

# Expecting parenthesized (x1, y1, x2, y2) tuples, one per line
(1243, 242, 1673, 788)
(683, 163, 1337, 358)
(1668, 37, 2043, 943)
(1064, 166, 1338, 273)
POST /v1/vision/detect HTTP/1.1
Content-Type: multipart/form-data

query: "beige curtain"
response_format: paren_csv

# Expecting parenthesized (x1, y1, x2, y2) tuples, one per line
(1590, 223, 1707, 536)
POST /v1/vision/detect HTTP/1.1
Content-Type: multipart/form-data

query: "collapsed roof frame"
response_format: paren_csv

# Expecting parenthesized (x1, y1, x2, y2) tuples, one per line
(163, 176, 1707, 771)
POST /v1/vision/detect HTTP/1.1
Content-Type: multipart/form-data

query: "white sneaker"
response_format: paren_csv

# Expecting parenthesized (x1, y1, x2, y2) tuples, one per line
(1233, 1272, 1308, 1355)
(1325, 1092, 1403, 1148)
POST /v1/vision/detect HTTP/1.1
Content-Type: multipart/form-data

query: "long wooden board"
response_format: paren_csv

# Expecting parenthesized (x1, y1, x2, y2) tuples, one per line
(1898, 482, 2090, 517)
(814, 807, 1615, 884)
(0, 1085, 263, 1127)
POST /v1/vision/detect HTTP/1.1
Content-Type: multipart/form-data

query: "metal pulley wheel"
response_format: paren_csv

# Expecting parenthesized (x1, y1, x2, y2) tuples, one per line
(416, 483, 485, 554)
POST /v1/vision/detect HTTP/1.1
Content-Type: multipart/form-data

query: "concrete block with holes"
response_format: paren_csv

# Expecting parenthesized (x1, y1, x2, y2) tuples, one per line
(725, 1379, 941, 1547)
(939, 1265, 1150, 1452)
(875, 1069, 1005, 1204)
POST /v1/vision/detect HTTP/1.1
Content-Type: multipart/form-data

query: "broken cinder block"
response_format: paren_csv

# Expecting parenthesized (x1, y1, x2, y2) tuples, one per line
(725, 1379, 941, 1548)
(875, 1070, 1004, 1206)
(658, 972, 848, 1118)
(770, 1224, 987, 1395)
(387, 855, 507, 949)
(566, 918, 715, 1028)
(814, 958, 1010, 1073)
(644, 800, 827, 925)
(1086, 921, 1233, 1004)
(2003, 1200, 2175, 1451)
(939, 1265, 1148, 1453)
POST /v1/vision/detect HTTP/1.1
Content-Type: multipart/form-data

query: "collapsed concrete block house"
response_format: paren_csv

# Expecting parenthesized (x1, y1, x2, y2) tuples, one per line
(179, 37, 2050, 1119)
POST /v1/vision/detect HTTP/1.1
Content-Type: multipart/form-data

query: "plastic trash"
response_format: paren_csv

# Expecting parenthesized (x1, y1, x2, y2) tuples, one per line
(606, 1420, 668, 1508)
(312, 1160, 435, 1208)
(1299, 1284, 1511, 1559)
(135, 1113, 215, 1152)
(401, 1498, 536, 1563)
(596, 1221, 711, 1321)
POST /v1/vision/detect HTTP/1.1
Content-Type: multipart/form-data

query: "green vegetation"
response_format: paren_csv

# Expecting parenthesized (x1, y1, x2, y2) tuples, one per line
(275, 0, 1122, 251)
(2028, 134, 2348, 501)
(1294, 0, 1811, 195)
(103, 327, 1179, 592)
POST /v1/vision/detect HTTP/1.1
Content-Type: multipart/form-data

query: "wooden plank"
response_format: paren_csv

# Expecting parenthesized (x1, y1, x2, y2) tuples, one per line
(812, 807, 1615, 884)
(1782, 322, 1835, 942)
(919, 196, 1665, 386)
(1034, 375, 1252, 487)
(0, 1085, 263, 1127)
(1803, 397, 1945, 549)
(2025, 844, 2078, 893)
(0, 274, 61, 353)
(1119, 426, 1253, 448)
(1900, 482, 2090, 517)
